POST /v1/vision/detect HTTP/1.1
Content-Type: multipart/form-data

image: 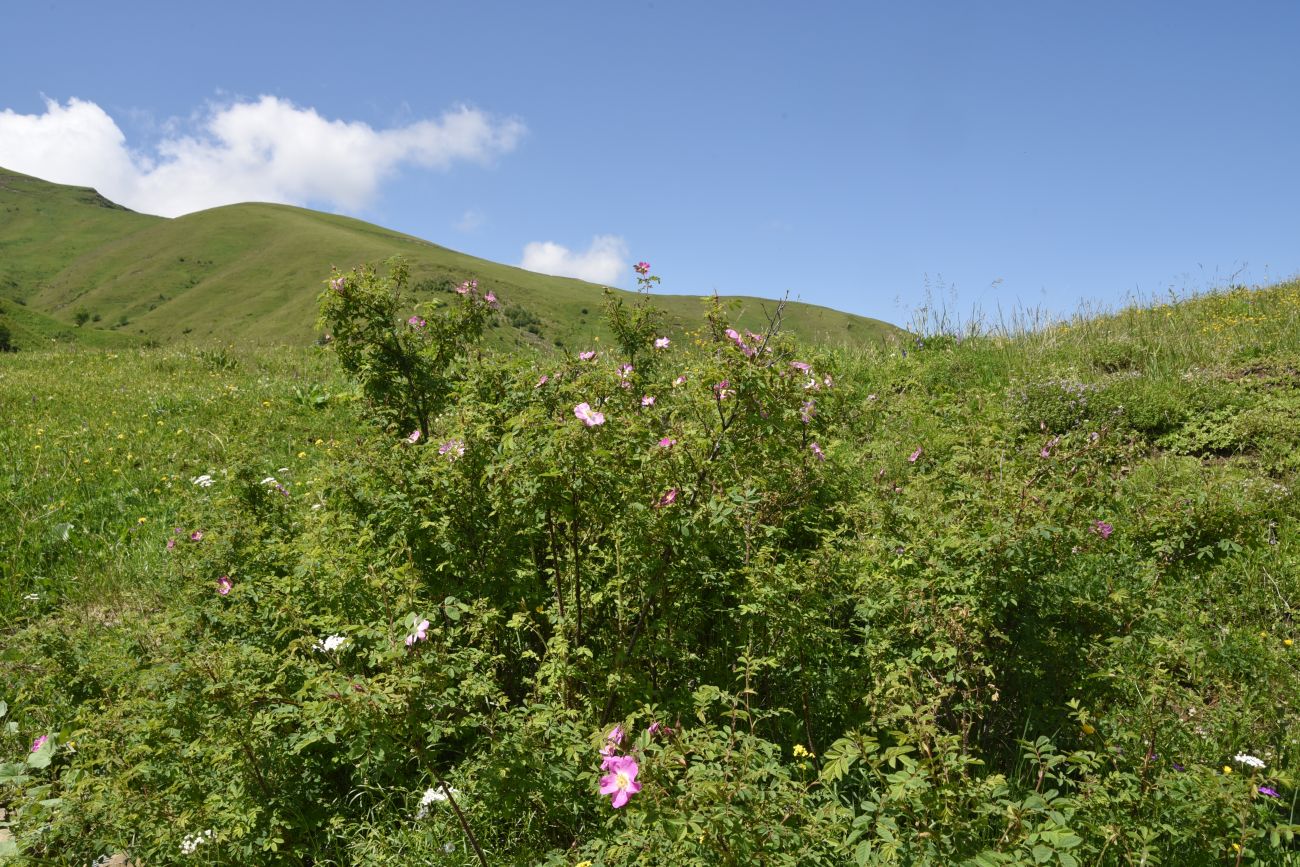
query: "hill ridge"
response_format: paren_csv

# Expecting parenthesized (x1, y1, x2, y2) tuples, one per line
(0, 166, 899, 351)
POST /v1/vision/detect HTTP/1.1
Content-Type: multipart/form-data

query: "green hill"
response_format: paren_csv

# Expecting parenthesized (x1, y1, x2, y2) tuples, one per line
(0, 167, 899, 351)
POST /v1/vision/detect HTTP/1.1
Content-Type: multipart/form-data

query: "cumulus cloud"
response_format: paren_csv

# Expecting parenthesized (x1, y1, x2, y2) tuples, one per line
(519, 235, 629, 284)
(0, 96, 525, 217)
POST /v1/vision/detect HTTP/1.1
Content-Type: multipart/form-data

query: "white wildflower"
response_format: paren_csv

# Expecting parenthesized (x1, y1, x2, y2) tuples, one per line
(1234, 753, 1266, 769)
(315, 634, 348, 653)
(191, 474, 214, 488)
(415, 784, 461, 819)
(179, 828, 213, 855)
(260, 476, 278, 485)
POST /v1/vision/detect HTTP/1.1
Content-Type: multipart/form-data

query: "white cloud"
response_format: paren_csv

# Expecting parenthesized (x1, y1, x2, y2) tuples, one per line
(455, 208, 486, 232)
(0, 96, 525, 217)
(519, 235, 628, 284)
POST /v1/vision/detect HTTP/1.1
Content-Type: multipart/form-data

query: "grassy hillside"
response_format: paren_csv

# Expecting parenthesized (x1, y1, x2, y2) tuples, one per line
(2, 279, 1299, 862)
(0, 298, 137, 350)
(0, 167, 898, 351)
(0, 167, 158, 302)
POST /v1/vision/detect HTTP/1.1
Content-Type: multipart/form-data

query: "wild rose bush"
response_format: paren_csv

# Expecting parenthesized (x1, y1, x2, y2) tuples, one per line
(4, 263, 1300, 864)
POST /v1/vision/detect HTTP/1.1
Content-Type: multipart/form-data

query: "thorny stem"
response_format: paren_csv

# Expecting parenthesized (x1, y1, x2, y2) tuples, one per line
(410, 725, 488, 866)
(438, 776, 488, 867)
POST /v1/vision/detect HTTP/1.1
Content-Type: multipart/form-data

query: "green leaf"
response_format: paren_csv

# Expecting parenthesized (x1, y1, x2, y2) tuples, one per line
(26, 738, 53, 770)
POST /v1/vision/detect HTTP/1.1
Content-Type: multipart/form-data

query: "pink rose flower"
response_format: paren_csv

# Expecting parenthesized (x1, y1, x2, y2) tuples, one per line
(574, 402, 605, 427)
(598, 756, 642, 808)
(405, 618, 430, 647)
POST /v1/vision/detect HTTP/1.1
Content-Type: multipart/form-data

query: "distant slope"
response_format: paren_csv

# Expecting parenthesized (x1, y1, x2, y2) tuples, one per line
(0, 167, 900, 351)
(0, 167, 159, 300)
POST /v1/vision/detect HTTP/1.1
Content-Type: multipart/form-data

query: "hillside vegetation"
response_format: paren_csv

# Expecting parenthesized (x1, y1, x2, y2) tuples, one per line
(2, 272, 1299, 864)
(0, 167, 896, 352)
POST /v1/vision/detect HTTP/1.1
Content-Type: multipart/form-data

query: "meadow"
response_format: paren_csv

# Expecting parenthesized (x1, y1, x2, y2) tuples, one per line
(2, 268, 1300, 864)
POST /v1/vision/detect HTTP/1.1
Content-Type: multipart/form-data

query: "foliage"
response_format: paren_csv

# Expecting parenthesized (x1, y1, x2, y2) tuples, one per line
(3, 272, 1300, 863)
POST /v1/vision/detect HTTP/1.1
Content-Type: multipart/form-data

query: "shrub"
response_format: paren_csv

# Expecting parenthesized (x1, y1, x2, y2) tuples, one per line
(1008, 376, 1096, 433)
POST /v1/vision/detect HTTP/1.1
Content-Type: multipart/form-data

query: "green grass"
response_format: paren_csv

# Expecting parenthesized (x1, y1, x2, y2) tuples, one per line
(0, 344, 360, 624)
(0, 166, 899, 352)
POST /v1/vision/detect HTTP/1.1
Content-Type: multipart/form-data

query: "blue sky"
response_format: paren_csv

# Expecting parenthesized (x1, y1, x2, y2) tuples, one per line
(2, 1, 1298, 326)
